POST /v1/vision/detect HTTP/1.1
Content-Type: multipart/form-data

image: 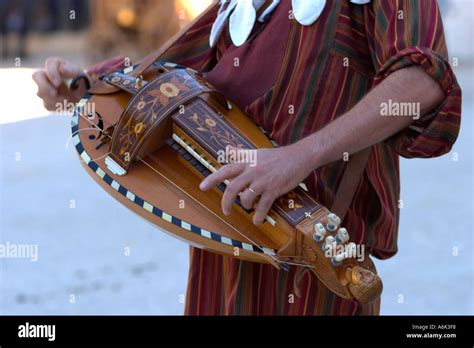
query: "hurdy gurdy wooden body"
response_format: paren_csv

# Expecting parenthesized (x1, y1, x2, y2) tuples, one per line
(71, 58, 382, 304)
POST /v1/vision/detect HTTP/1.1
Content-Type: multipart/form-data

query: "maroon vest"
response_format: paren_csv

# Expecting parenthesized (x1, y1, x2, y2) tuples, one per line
(205, 1, 292, 111)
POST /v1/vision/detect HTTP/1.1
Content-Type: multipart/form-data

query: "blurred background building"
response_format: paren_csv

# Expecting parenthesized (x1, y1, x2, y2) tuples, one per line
(1, 0, 211, 62)
(0, 0, 472, 315)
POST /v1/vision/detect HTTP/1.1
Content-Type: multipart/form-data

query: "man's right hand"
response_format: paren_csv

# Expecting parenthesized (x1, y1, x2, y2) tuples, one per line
(32, 57, 86, 111)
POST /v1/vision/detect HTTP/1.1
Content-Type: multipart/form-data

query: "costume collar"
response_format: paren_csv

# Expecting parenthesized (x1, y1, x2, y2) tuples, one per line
(210, 0, 371, 47)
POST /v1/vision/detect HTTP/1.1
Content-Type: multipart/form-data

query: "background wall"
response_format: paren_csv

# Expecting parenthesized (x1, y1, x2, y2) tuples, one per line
(0, 0, 472, 315)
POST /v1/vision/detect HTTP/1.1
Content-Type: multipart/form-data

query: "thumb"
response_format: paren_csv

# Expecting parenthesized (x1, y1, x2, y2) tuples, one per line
(59, 61, 83, 78)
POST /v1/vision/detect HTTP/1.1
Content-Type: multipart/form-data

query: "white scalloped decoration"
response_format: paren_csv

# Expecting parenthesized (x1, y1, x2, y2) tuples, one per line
(210, 0, 372, 47)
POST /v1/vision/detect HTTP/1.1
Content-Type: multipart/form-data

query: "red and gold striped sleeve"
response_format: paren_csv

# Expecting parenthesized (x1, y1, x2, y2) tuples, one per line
(365, 0, 462, 159)
(85, 55, 129, 82)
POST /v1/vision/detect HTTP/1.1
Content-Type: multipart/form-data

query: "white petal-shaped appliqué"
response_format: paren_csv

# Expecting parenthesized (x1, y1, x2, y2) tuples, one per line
(292, 0, 326, 26)
(350, 0, 371, 4)
(209, 0, 372, 47)
(258, 0, 280, 22)
(210, 0, 238, 47)
(229, 0, 257, 47)
(252, 0, 267, 11)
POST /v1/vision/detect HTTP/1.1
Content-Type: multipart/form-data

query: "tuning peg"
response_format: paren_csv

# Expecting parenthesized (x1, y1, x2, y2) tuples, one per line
(322, 236, 336, 252)
(331, 242, 357, 266)
(312, 223, 326, 242)
(331, 251, 348, 266)
(326, 213, 341, 231)
(135, 75, 144, 89)
(336, 228, 350, 244)
(328, 213, 341, 225)
(328, 213, 341, 224)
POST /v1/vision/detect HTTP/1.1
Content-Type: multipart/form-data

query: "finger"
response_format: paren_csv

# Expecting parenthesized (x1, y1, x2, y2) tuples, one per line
(239, 184, 261, 210)
(32, 71, 57, 98)
(43, 100, 58, 112)
(221, 175, 252, 215)
(59, 60, 83, 78)
(252, 192, 275, 225)
(199, 163, 245, 191)
(45, 57, 63, 87)
(226, 145, 255, 166)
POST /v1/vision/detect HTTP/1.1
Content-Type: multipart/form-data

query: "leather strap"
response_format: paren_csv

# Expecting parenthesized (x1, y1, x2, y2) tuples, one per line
(331, 148, 371, 221)
(89, 3, 218, 95)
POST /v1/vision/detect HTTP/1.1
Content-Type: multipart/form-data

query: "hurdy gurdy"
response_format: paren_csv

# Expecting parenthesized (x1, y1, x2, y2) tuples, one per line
(70, 57, 382, 304)
(70, 8, 382, 304)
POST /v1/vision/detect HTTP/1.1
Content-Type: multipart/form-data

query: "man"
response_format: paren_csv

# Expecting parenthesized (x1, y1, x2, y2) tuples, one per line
(33, 0, 461, 315)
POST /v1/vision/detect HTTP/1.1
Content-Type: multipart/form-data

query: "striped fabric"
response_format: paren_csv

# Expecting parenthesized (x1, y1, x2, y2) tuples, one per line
(89, 0, 461, 315)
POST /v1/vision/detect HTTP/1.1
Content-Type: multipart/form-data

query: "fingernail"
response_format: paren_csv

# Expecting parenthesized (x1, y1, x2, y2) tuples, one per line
(199, 181, 207, 190)
(53, 79, 61, 87)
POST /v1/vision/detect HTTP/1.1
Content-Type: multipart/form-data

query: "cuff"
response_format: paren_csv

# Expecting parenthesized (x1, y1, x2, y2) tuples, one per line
(85, 56, 130, 82)
(374, 47, 461, 158)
